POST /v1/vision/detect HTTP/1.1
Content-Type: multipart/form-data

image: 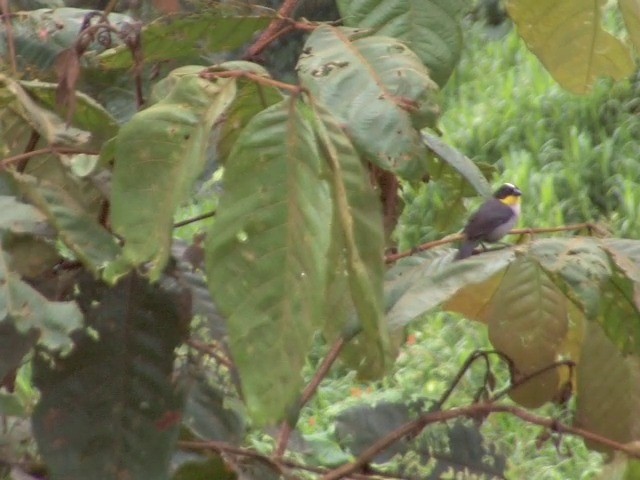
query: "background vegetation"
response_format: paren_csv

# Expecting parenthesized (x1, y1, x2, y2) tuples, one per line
(2, 0, 640, 479)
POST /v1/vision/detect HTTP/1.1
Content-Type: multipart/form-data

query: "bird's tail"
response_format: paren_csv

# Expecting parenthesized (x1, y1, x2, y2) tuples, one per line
(455, 240, 478, 260)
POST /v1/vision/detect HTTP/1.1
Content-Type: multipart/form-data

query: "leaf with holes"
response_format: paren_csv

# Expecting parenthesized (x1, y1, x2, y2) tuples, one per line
(110, 73, 235, 281)
(337, 0, 466, 87)
(297, 25, 440, 179)
(205, 98, 332, 424)
(32, 272, 190, 480)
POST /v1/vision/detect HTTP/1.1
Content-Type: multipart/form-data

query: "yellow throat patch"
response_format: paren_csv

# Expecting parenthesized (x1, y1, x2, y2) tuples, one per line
(499, 195, 521, 207)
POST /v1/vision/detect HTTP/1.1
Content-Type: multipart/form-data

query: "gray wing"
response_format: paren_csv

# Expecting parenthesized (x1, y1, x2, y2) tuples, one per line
(463, 199, 514, 241)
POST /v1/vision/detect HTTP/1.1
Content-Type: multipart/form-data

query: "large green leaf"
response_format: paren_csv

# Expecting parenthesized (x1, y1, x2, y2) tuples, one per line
(205, 98, 332, 424)
(593, 239, 640, 354)
(576, 322, 640, 452)
(387, 249, 514, 330)
(620, 0, 640, 54)
(20, 80, 119, 150)
(0, 195, 47, 234)
(311, 102, 392, 376)
(528, 237, 611, 319)
(0, 75, 90, 148)
(297, 25, 440, 179)
(487, 258, 570, 408)
(337, 0, 466, 87)
(98, 12, 271, 70)
(212, 61, 283, 163)
(12, 171, 120, 274)
(506, 0, 634, 94)
(110, 73, 235, 281)
(32, 272, 189, 480)
(0, 248, 82, 352)
(421, 132, 492, 198)
(0, 321, 38, 383)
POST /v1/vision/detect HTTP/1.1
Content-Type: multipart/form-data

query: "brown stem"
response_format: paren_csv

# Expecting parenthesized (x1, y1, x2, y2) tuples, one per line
(0, 147, 100, 169)
(179, 439, 400, 480)
(0, 0, 16, 75)
(186, 339, 233, 369)
(491, 359, 575, 402)
(322, 402, 640, 480)
(434, 350, 511, 409)
(274, 337, 346, 459)
(17, 130, 41, 173)
(173, 210, 216, 228)
(384, 223, 599, 264)
(200, 69, 302, 94)
(243, 0, 301, 60)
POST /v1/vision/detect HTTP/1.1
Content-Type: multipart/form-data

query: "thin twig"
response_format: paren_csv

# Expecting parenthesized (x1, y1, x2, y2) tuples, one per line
(384, 223, 600, 264)
(243, 0, 301, 60)
(274, 337, 347, 459)
(434, 350, 511, 410)
(17, 130, 41, 173)
(102, 0, 119, 17)
(321, 402, 640, 480)
(200, 69, 302, 94)
(491, 359, 575, 402)
(173, 210, 216, 228)
(179, 439, 399, 480)
(187, 339, 233, 369)
(0, 0, 16, 75)
(0, 147, 100, 169)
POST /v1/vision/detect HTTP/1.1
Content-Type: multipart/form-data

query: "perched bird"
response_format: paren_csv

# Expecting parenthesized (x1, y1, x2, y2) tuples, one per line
(455, 183, 522, 260)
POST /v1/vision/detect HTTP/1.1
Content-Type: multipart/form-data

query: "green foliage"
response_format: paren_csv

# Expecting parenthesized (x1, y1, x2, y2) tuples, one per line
(32, 273, 189, 480)
(297, 25, 440, 178)
(506, 0, 633, 94)
(337, 0, 466, 87)
(110, 71, 235, 281)
(1, 1, 639, 479)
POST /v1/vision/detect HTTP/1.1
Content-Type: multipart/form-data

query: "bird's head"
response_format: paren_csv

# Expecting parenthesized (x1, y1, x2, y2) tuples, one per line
(493, 183, 521, 207)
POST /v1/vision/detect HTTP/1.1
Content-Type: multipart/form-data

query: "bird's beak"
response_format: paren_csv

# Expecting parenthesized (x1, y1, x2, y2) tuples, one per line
(514, 187, 522, 196)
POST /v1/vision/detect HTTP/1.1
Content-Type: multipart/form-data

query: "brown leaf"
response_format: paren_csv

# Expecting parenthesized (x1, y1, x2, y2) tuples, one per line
(153, 0, 180, 14)
(54, 48, 81, 125)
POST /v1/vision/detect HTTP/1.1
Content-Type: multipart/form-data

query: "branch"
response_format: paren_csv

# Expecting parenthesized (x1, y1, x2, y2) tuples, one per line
(200, 69, 302, 94)
(186, 339, 233, 369)
(322, 402, 640, 480)
(384, 223, 601, 264)
(0, 0, 16, 75)
(179, 439, 402, 480)
(274, 337, 346, 458)
(491, 359, 575, 402)
(0, 147, 100, 169)
(243, 0, 302, 60)
(173, 210, 216, 228)
(434, 350, 512, 409)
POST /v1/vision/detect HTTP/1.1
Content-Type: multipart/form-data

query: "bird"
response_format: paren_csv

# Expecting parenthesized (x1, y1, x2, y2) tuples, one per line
(455, 183, 522, 260)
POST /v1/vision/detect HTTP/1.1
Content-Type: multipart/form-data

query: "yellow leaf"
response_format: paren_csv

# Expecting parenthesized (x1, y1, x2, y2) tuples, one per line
(506, 0, 634, 94)
(620, 0, 640, 54)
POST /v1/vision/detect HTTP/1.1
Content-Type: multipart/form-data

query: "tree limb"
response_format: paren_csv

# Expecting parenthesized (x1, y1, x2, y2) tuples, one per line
(322, 402, 640, 480)
(243, 0, 302, 60)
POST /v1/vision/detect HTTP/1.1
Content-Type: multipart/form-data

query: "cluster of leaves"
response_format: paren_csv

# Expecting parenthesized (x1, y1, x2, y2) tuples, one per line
(1, 0, 640, 479)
